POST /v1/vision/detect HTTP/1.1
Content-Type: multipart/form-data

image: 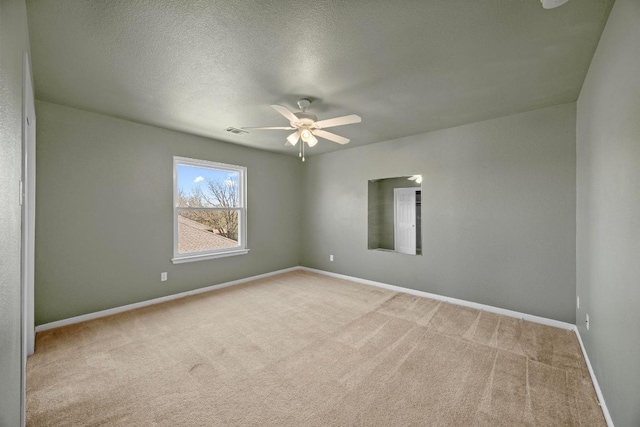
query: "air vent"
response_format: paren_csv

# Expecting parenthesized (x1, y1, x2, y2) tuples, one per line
(225, 127, 248, 135)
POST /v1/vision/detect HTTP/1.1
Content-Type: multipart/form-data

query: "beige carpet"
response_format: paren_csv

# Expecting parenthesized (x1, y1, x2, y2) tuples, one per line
(27, 271, 605, 426)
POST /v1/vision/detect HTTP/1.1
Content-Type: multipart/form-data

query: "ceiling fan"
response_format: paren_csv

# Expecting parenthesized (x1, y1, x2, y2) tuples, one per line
(242, 99, 361, 161)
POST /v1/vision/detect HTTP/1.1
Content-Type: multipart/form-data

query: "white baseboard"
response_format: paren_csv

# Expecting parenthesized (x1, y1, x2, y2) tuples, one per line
(301, 267, 575, 330)
(35, 263, 577, 333)
(574, 328, 614, 427)
(36, 265, 574, 333)
(34, 266, 300, 333)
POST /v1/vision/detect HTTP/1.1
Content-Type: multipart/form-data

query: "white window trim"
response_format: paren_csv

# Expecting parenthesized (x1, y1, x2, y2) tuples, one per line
(172, 156, 248, 263)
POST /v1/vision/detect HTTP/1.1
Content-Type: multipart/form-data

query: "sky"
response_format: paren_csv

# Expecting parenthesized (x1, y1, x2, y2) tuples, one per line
(178, 164, 238, 195)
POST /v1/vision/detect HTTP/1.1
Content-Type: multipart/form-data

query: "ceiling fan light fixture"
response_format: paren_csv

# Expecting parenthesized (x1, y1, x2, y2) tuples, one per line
(300, 128, 313, 142)
(306, 134, 318, 147)
(286, 131, 300, 146)
(540, 0, 570, 9)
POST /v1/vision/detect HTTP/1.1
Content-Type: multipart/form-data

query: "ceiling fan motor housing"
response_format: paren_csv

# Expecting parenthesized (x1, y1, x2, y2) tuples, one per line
(293, 112, 318, 127)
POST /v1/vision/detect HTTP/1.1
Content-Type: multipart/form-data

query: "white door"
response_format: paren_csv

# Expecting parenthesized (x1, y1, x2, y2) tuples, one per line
(394, 188, 416, 255)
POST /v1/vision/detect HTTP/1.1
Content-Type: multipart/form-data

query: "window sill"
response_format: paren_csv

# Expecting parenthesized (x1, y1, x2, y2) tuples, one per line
(172, 249, 250, 264)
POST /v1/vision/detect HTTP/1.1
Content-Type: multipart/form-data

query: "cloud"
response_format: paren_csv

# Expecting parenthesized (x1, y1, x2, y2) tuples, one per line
(224, 179, 236, 187)
(194, 176, 204, 183)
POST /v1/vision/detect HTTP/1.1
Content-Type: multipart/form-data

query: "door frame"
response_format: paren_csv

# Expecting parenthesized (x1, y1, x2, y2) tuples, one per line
(21, 51, 36, 427)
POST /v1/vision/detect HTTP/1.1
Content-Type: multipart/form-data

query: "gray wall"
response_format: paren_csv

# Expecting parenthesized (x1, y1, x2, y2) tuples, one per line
(0, 0, 31, 424)
(576, 0, 640, 425)
(35, 101, 302, 325)
(302, 103, 577, 323)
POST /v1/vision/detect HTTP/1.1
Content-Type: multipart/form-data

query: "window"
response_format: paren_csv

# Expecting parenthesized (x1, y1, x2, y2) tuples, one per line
(172, 157, 248, 263)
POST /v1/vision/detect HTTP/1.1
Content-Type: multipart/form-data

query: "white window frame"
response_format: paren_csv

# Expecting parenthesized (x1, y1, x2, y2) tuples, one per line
(172, 156, 248, 264)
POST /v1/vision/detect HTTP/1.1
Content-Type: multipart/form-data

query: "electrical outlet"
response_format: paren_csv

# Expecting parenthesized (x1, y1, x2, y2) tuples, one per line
(330, 254, 334, 262)
(161, 272, 167, 282)
(585, 313, 590, 330)
(576, 296, 580, 310)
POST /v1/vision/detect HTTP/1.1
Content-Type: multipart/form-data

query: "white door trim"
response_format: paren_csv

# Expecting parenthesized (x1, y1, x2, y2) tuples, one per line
(22, 53, 36, 356)
(21, 51, 36, 427)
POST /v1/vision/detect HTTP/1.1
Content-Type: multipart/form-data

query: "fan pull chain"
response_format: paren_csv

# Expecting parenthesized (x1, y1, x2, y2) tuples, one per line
(302, 141, 305, 162)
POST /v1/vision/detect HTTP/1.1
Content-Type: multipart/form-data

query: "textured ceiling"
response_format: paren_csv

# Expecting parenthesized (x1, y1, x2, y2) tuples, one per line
(26, 0, 613, 156)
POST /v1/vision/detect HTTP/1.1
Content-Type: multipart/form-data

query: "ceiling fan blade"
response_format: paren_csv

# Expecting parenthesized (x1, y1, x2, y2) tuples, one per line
(313, 129, 350, 145)
(241, 126, 294, 130)
(271, 104, 299, 123)
(315, 114, 361, 129)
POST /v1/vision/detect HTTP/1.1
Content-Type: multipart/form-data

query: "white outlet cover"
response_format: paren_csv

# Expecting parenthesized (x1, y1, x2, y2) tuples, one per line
(586, 313, 590, 330)
(161, 272, 167, 281)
